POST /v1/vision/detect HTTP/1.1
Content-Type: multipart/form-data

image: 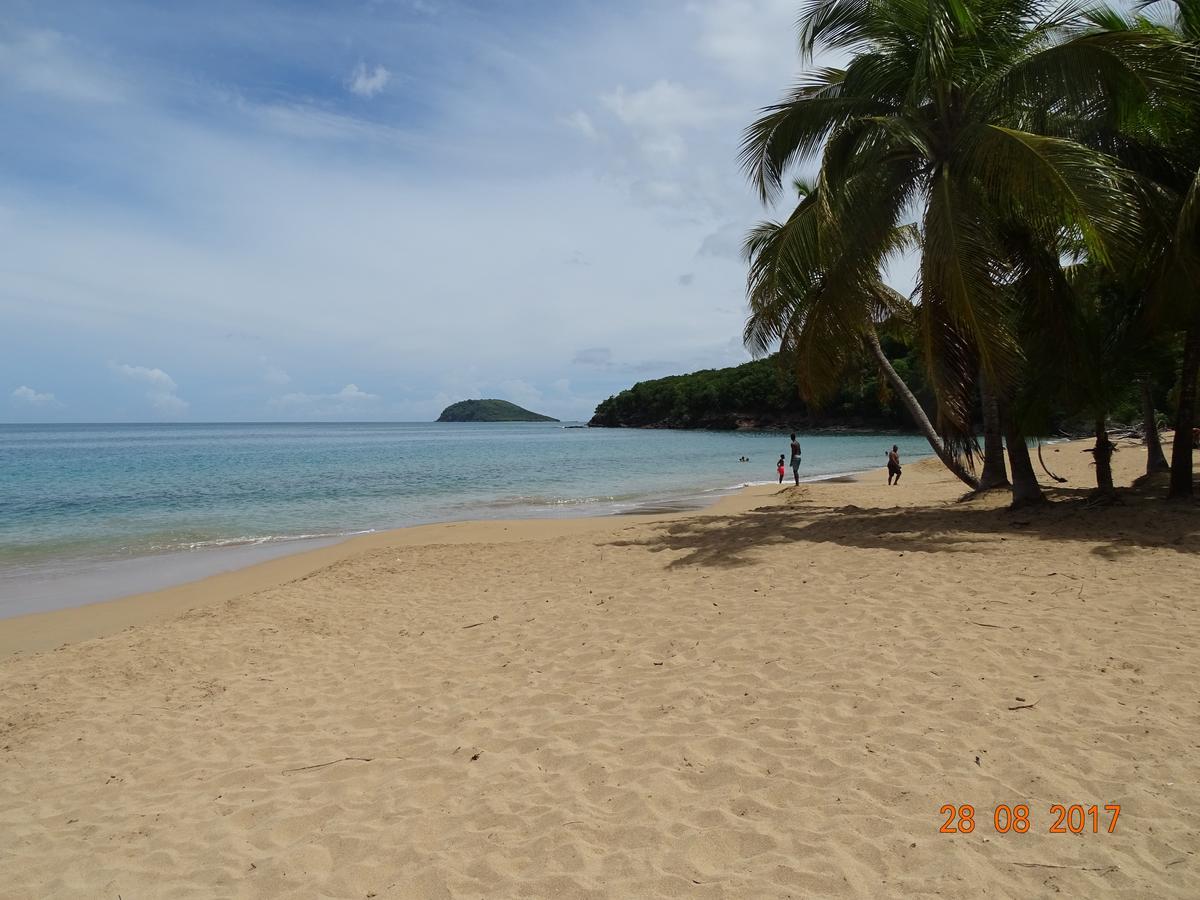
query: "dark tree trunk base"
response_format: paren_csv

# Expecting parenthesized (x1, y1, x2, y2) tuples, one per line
(1009, 493, 1050, 510)
(976, 470, 1011, 491)
(1141, 380, 1169, 475)
(978, 375, 1009, 490)
(1004, 418, 1047, 509)
(1168, 319, 1199, 500)
(1093, 418, 1115, 496)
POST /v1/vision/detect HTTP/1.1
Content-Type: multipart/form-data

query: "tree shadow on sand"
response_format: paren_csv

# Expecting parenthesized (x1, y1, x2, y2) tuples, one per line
(608, 476, 1200, 570)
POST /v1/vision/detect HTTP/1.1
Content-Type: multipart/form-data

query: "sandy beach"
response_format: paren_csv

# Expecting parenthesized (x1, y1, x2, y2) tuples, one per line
(2, 438, 1198, 898)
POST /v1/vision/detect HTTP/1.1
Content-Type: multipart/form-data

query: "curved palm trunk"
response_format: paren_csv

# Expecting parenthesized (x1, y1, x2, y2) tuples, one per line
(978, 373, 1010, 490)
(1093, 417, 1115, 495)
(1168, 318, 1199, 499)
(1003, 417, 1047, 508)
(866, 327, 980, 490)
(1141, 379, 1169, 475)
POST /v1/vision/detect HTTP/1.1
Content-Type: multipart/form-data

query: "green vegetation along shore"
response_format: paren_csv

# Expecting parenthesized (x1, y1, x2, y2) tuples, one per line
(588, 346, 1172, 433)
(588, 347, 928, 430)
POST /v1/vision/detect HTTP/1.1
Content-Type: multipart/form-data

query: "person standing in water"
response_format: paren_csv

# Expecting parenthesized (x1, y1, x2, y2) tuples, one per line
(777, 455, 786, 484)
(887, 444, 902, 485)
(789, 433, 802, 486)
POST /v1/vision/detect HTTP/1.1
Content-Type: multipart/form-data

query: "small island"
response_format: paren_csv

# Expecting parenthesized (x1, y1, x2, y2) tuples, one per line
(437, 399, 559, 423)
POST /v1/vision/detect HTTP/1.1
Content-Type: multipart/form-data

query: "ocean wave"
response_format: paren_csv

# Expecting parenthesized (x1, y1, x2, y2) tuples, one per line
(148, 529, 376, 553)
(474, 494, 619, 509)
(712, 470, 867, 491)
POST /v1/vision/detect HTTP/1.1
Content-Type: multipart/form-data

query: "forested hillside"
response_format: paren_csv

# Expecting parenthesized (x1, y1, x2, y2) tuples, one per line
(589, 342, 1165, 432)
(589, 339, 934, 430)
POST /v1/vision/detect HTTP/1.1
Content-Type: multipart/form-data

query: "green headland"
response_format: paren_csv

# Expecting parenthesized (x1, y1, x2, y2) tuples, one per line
(436, 399, 559, 423)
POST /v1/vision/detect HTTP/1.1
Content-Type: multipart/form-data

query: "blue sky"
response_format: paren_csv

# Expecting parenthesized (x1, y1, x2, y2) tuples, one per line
(2, 0, 815, 422)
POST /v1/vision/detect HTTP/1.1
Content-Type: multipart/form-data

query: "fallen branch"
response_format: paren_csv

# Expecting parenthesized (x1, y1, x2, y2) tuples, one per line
(1007, 701, 1039, 711)
(462, 622, 487, 629)
(1037, 439, 1068, 483)
(970, 621, 1005, 629)
(1011, 862, 1117, 874)
(282, 757, 373, 774)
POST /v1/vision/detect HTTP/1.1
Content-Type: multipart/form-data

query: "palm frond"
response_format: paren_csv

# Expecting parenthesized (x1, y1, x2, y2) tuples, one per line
(739, 75, 887, 202)
(956, 124, 1143, 265)
(1177, 163, 1200, 259)
(743, 169, 918, 405)
(798, 0, 873, 61)
(921, 164, 1019, 399)
(977, 27, 1197, 126)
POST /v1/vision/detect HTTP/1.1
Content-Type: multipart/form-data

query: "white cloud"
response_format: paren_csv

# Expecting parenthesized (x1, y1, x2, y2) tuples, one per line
(640, 132, 687, 166)
(347, 62, 391, 98)
(112, 363, 177, 391)
(261, 359, 291, 386)
(111, 363, 188, 415)
(243, 100, 410, 145)
(275, 383, 380, 416)
(599, 80, 731, 167)
(496, 378, 544, 411)
(561, 110, 598, 140)
(11, 385, 61, 407)
(629, 177, 689, 208)
(601, 80, 716, 131)
(150, 392, 188, 414)
(0, 29, 128, 105)
(335, 383, 377, 401)
(688, 0, 802, 84)
(278, 383, 379, 405)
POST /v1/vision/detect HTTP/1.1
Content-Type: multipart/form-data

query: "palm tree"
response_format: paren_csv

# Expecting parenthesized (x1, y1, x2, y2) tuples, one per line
(741, 0, 1186, 507)
(743, 179, 981, 489)
(1144, 0, 1200, 498)
(977, 374, 1010, 489)
(1141, 378, 1172, 475)
(1067, 1, 1200, 494)
(1032, 263, 1163, 495)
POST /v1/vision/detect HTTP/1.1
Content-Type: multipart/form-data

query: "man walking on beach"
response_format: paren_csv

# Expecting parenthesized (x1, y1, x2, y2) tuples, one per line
(789, 433, 802, 486)
(887, 445, 902, 485)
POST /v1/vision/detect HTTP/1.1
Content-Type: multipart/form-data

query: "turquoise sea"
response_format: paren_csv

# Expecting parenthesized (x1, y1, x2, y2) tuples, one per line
(0, 423, 933, 616)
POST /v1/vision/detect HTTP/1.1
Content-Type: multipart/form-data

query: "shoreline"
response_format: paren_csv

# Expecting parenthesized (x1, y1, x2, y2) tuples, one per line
(0, 434, 1164, 656)
(0, 479, 790, 657)
(0, 465, 874, 644)
(2, 423, 933, 613)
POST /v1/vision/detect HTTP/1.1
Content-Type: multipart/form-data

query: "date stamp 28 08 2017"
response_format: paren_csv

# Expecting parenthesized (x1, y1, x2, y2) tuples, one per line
(940, 804, 1121, 835)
